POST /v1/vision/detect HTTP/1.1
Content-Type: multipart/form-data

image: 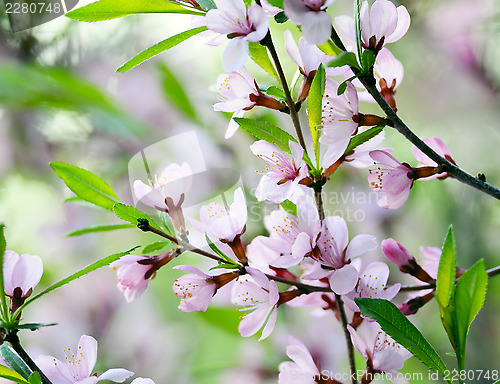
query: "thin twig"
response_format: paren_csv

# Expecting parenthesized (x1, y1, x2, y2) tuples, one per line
(335, 293, 358, 384)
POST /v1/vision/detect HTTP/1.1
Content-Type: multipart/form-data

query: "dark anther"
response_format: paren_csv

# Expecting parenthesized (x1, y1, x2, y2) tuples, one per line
(137, 218, 150, 232)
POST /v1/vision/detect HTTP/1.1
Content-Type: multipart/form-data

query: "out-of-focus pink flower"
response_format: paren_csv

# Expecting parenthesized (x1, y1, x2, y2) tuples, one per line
(336, 0, 410, 51)
(251, 140, 308, 203)
(284, 0, 336, 45)
(131, 379, 155, 384)
(111, 252, 176, 303)
(368, 150, 414, 209)
(205, 0, 269, 71)
(3, 250, 43, 300)
(278, 336, 321, 384)
(344, 262, 401, 312)
(412, 137, 455, 179)
(190, 187, 247, 242)
(264, 196, 321, 268)
(381, 239, 434, 283)
(36, 335, 133, 384)
(304, 216, 377, 294)
(232, 267, 279, 340)
(348, 322, 412, 383)
(173, 265, 217, 312)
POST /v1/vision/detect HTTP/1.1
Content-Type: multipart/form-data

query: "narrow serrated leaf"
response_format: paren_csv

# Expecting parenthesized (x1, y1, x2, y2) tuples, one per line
(266, 0, 283, 8)
(234, 118, 296, 154)
(13, 247, 140, 318)
(50, 162, 120, 210)
(356, 298, 449, 379)
(345, 125, 384, 154)
(113, 203, 162, 232)
(117, 27, 207, 72)
(327, 51, 360, 69)
(14, 323, 58, 331)
(0, 365, 28, 384)
(262, 86, 286, 100)
(28, 372, 42, 384)
(436, 226, 457, 309)
(67, 224, 134, 237)
(361, 50, 376, 72)
(0, 344, 31, 380)
(453, 259, 488, 369)
(308, 64, 325, 164)
(248, 42, 278, 80)
(205, 235, 234, 264)
(318, 40, 341, 57)
(280, 200, 297, 217)
(66, 0, 204, 22)
(142, 241, 171, 254)
(158, 62, 197, 121)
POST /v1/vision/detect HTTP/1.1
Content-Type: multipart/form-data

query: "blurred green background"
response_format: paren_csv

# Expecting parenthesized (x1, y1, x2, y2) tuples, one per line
(0, 0, 499, 383)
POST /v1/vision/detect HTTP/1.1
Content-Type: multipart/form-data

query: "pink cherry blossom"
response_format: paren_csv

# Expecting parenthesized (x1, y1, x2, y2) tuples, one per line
(190, 187, 247, 242)
(278, 336, 321, 384)
(304, 216, 377, 294)
(36, 335, 133, 384)
(348, 322, 412, 383)
(232, 267, 279, 340)
(110, 252, 175, 303)
(251, 140, 308, 203)
(368, 150, 414, 209)
(374, 48, 404, 93)
(246, 236, 281, 275)
(343, 262, 401, 312)
(412, 137, 454, 179)
(205, 0, 269, 71)
(263, 196, 321, 268)
(214, 68, 260, 139)
(261, 0, 282, 16)
(133, 162, 192, 211)
(3, 250, 43, 300)
(320, 80, 359, 168)
(343, 130, 386, 168)
(284, 0, 336, 45)
(172, 265, 217, 312)
(335, 0, 410, 51)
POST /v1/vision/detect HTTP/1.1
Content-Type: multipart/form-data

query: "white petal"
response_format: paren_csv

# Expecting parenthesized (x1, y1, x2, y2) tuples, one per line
(329, 264, 359, 294)
(301, 11, 332, 45)
(97, 368, 134, 383)
(223, 38, 249, 72)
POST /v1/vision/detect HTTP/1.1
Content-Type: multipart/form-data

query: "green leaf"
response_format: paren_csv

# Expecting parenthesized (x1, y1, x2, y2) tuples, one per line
(205, 235, 234, 265)
(67, 224, 134, 237)
(345, 125, 384, 154)
(196, 0, 216, 10)
(0, 344, 31, 380)
(361, 50, 376, 72)
(356, 298, 450, 379)
(0, 365, 28, 384)
(308, 64, 326, 165)
(50, 162, 120, 210)
(113, 203, 163, 232)
(209, 263, 240, 271)
(233, 118, 296, 155)
(262, 86, 286, 100)
(327, 51, 360, 69)
(0, 225, 9, 321)
(274, 11, 288, 23)
(318, 40, 342, 57)
(28, 372, 42, 384)
(12, 247, 140, 319)
(117, 27, 207, 73)
(354, 0, 363, 60)
(14, 322, 58, 331)
(158, 63, 197, 121)
(280, 200, 297, 217)
(266, 0, 283, 8)
(66, 0, 204, 22)
(337, 81, 348, 95)
(453, 259, 488, 369)
(248, 42, 278, 80)
(142, 241, 171, 254)
(436, 226, 457, 309)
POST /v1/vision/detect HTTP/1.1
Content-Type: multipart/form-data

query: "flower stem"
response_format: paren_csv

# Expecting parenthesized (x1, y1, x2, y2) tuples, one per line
(5, 332, 53, 384)
(261, 33, 309, 155)
(335, 293, 358, 384)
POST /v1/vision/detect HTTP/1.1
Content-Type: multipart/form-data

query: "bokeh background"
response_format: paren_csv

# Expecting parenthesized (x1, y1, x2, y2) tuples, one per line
(0, 0, 499, 383)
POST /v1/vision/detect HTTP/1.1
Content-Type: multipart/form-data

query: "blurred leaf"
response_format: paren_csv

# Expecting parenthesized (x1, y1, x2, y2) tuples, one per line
(280, 200, 297, 217)
(14, 323, 58, 331)
(143, 241, 171, 254)
(345, 124, 384, 154)
(318, 40, 341, 57)
(14, 247, 140, 318)
(0, 225, 9, 321)
(437, 226, 457, 309)
(248, 42, 278, 80)
(0, 365, 28, 384)
(0, 344, 31, 380)
(67, 224, 134, 237)
(234, 118, 296, 155)
(197, 307, 241, 335)
(327, 51, 359, 69)
(274, 11, 288, 23)
(361, 50, 376, 72)
(308, 64, 325, 164)
(51, 162, 120, 210)
(356, 298, 450, 379)
(117, 27, 207, 72)
(66, 0, 204, 22)
(28, 372, 42, 384)
(113, 203, 163, 232)
(453, 259, 488, 369)
(196, 0, 216, 10)
(266, 0, 283, 8)
(158, 63, 197, 121)
(262, 86, 286, 100)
